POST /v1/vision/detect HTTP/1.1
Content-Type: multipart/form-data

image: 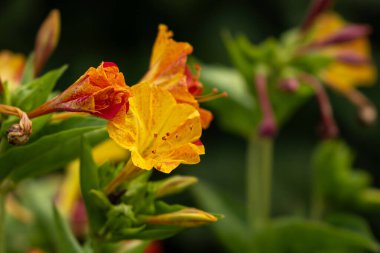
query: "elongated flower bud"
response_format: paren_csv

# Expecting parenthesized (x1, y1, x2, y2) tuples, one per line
(34, 9, 60, 76)
(155, 176, 198, 198)
(143, 208, 218, 228)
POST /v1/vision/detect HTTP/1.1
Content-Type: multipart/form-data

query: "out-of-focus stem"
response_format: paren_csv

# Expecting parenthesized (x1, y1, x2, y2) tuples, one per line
(0, 191, 6, 253)
(247, 135, 273, 236)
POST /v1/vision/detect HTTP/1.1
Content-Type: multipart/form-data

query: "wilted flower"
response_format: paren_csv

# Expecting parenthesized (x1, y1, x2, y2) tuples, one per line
(29, 62, 130, 120)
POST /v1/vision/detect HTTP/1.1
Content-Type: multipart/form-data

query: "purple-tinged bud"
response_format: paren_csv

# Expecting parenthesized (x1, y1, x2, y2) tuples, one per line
(255, 73, 277, 138)
(279, 78, 300, 93)
(311, 25, 371, 48)
(259, 117, 277, 138)
(301, 0, 332, 32)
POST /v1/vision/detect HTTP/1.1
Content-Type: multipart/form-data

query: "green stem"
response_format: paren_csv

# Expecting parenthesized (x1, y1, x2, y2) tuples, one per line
(0, 191, 6, 253)
(247, 135, 273, 235)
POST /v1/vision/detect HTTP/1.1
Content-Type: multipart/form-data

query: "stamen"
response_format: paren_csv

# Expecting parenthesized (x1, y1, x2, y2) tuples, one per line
(255, 73, 277, 138)
(195, 88, 228, 102)
(299, 74, 338, 138)
(341, 89, 377, 125)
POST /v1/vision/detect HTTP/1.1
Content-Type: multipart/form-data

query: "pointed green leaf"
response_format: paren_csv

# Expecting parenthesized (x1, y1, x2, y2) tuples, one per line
(193, 182, 249, 253)
(0, 126, 107, 181)
(251, 218, 379, 253)
(53, 205, 84, 253)
(14, 65, 67, 112)
(80, 137, 105, 234)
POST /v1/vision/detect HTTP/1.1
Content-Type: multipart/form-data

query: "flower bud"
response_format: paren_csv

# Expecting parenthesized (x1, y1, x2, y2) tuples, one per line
(358, 105, 377, 126)
(7, 123, 31, 145)
(155, 176, 198, 198)
(143, 208, 218, 228)
(278, 77, 300, 93)
(34, 9, 60, 76)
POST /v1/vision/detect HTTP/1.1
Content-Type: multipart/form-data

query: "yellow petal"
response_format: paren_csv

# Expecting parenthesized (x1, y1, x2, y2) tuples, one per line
(108, 82, 204, 173)
(0, 50, 25, 90)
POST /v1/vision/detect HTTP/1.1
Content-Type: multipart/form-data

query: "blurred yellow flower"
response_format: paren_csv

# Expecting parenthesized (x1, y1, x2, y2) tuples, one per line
(0, 50, 25, 90)
(310, 12, 376, 91)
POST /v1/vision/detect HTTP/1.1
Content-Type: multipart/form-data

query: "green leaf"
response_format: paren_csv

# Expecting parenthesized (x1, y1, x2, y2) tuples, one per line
(312, 140, 371, 208)
(192, 182, 249, 253)
(325, 213, 375, 240)
(13, 65, 67, 112)
(53, 205, 84, 253)
(80, 137, 105, 234)
(117, 241, 150, 253)
(222, 31, 253, 82)
(20, 53, 35, 84)
(0, 126, 107, 182)
(251, 218, 379, 253)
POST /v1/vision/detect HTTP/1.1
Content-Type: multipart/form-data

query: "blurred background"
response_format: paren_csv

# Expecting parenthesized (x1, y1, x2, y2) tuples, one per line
(1, 0, 380, 252)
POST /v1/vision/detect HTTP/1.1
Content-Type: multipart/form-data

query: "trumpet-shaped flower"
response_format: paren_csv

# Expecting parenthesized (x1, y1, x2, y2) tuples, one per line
(308, 12, 376, 92)
(29, 62, 130, 120)
(141, 24, 214, 129)
(108, 82, 204, 173)
(0, 50, 25, 90)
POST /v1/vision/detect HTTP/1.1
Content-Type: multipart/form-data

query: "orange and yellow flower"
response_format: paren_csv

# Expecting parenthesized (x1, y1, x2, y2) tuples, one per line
(108, 82, 204, 173)
(308, 12, 376, 92)
(141, 24, 213, 129)
(29, 62, 130, 120)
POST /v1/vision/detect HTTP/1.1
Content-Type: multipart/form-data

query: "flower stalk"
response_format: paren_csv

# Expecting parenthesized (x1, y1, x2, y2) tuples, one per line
(247, 134, 273, 236)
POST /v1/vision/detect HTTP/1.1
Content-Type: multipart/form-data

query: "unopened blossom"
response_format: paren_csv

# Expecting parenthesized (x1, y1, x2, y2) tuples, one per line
(29, 62, 130, 120)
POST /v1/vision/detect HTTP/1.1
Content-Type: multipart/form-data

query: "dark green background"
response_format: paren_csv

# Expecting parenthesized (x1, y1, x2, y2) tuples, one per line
(1, 0, 380, 252)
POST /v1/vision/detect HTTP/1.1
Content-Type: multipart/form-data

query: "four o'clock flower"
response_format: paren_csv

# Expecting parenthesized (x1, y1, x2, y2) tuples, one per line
(105, 82, 204, 193)
(300, 11, 377, 126)
(28, 62, 130, 120)
(141, 24, 226, 129)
